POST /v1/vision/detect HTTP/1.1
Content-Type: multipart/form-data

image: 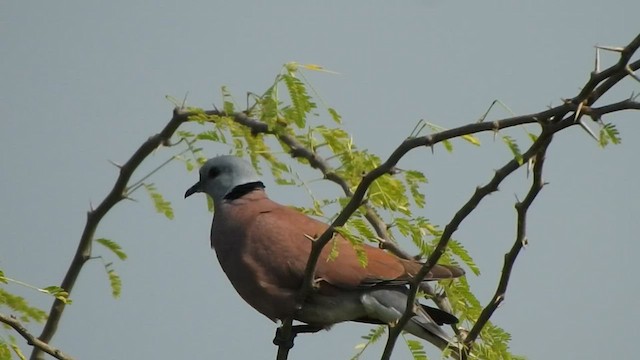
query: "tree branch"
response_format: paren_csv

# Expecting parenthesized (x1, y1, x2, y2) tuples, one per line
(31, 109, 188, 360)
(380, 32, 640, 360)
(1, 313, 74, 360)
(462, 132, 552, 354)
(576, 33, 640, 105)
(380, 125, 557, 360)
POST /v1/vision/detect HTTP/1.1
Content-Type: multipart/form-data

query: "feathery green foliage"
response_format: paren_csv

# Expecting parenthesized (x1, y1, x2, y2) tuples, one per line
(102, 262, 122, 299)
(334, 225, 368, 267)
(0, 338, 10, 360)
(403, 335, 428, 360)
(599, 122, 621, 147)
(501, 135, 523, 165)
(96, 238, 128, 261)
(40, 287, 71, 304)
(448, 240, 481, 276)
(0, 289, 47, 323)
(92, 238, 126, 298)
(9, 337, 25, 360)
(351, 325, 386, 360)
(144, 183, 174, 220)
(107, 269, 122, 299)
(422, 121, 481, 153)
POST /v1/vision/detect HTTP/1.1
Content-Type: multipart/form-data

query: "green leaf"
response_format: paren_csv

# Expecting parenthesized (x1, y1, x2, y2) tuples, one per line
(351, 325, 386, 360)
(9, 338, 26, 360)
(206, 195, 214, 212)
(259, 84, 279, 125)
(0, 270, 6, 284)
(327, 107, 342, 124)
(105, 267, 122, 299)
(317, 126, 351, 154)
(449, 239, 480, 276)
(599, 122, 621, 147)
(348, 217, 376, 242)
(327, 236, 340, 262)
(176, 130, 195, 139)
(144, 183, 174, 220)
(40, 286, 72, 304)
(0, 289, 47, 323)
(502, 135, 523, 165)
(404, 337, 427, 360)
(282, 73, 316, 128)
(462, 134, 481, 146)
(334, 226, 368, 267)
(404, 170, 428, 208)
(442, 138, 454, 153)
(221, 85, 235, 114)
(196, 130, 222, 142)
(95, 238, 128, 261)
(0, 340, 10, 360)
(185, 160, 194, 172)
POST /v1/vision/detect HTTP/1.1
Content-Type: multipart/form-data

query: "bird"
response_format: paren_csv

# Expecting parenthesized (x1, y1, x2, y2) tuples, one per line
(185, 155, 465, 351)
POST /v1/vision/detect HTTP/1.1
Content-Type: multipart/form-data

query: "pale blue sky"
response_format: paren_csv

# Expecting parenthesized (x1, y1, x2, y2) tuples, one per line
(2, 1, 639, 359)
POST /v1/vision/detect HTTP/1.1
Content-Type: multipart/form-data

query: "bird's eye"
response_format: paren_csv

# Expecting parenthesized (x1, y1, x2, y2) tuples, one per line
(208, 167, 221, 178)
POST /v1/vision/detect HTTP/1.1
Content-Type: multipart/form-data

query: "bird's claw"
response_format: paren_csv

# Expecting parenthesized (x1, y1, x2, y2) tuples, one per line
(273, 327, 295, 349)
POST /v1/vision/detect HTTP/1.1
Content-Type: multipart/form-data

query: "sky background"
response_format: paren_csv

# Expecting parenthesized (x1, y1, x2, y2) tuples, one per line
(2, 1, 639, 359)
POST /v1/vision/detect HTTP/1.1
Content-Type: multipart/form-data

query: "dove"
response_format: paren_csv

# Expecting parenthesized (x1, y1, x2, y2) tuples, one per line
(185, 155, 464, 351)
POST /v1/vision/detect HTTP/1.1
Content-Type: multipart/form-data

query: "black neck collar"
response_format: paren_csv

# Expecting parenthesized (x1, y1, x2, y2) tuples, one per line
(224, 181, 266, 200)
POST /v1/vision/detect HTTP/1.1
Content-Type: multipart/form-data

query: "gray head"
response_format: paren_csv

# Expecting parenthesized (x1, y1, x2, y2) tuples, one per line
(184, 155, 261, 203)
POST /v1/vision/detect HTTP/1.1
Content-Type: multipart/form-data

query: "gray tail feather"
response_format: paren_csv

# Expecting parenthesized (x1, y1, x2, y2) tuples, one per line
(411, 309, 453, 350)
(362, 289, 460, 353)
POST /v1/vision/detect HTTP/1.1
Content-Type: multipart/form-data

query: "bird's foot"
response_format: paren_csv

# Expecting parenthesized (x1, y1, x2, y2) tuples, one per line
(273, 327, 295, 349)
(273, 324, 324, 349)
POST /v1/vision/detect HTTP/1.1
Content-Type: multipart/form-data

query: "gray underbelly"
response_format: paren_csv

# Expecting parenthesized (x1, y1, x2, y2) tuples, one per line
(296, 292, 367, 325)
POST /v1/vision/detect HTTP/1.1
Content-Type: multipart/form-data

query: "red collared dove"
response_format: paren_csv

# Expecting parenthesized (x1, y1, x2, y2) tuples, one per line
(185, 155, 465, 351)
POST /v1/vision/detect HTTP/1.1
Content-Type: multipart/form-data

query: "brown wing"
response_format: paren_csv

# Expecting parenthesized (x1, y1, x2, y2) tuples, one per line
(257, 203, 464, 291)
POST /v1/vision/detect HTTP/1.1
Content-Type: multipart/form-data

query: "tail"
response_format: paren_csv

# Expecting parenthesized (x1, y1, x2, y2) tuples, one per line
(361, 288, 460, 354)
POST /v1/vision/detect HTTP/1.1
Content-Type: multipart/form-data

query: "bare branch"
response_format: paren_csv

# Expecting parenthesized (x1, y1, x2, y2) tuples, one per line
(380, 126, 557, 360)
(1, 313, 74, 360)
(576, 33, 640, 105)
(380, 32, 640, 360)
(31, 109, 188, 360)
(461, 133, 551, 353)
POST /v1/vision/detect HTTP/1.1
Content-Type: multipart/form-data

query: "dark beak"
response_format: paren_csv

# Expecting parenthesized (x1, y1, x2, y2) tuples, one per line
(184, 181, 202, 198)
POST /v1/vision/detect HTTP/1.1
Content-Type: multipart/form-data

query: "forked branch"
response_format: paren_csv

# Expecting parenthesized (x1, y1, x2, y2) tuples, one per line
(1, 313, 74, 360)
(461, 134, 552, 354)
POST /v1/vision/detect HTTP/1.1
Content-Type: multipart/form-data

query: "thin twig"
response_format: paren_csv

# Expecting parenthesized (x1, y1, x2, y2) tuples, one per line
(461, 134, 551, 355)
(380, 126, 557, 360)
(1, 313, 74, 360)
(31, 109, 188, 360)
(379, 32, 640, 360)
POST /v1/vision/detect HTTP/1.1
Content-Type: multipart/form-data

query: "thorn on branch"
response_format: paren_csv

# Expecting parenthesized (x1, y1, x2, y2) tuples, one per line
(574, 101, 585, 122)
(578, 118, 599, 142)
(595, 45, 625, 53)
(107, 159, 122, 169)
(387, 166, 401, 175)
(626, 65, 640, 83)
(122, 195, 138, 202)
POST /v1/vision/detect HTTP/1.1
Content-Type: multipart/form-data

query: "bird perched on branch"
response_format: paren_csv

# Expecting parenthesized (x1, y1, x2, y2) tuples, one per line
(185, 155, 465, 351)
